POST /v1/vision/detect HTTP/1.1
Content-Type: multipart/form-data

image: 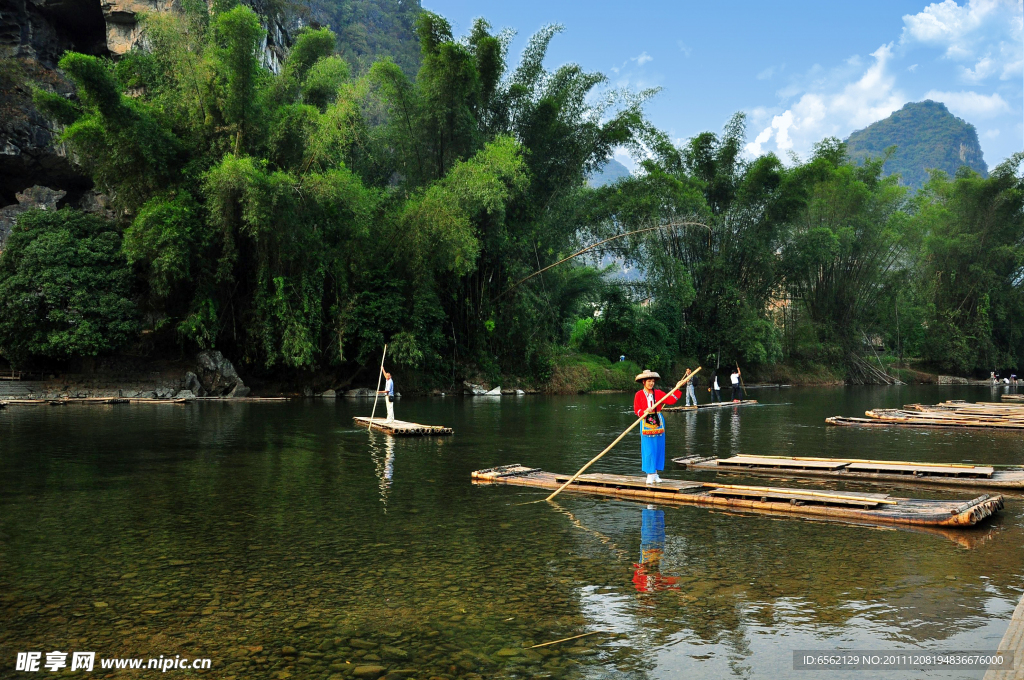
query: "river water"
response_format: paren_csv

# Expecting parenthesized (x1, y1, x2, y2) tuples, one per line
(1, 385, 1021, 679)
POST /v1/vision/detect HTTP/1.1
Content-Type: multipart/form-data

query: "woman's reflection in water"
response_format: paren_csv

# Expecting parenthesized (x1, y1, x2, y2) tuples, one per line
(632, 505, 679, 593)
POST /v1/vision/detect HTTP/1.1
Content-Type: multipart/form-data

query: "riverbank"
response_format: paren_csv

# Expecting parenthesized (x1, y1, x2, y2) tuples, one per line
(0, 350, 1002, 400)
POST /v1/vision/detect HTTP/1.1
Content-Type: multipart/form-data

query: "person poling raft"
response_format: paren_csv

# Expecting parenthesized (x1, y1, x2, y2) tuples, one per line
(633, 369, 685, 485)
(537, 368, 701, 503)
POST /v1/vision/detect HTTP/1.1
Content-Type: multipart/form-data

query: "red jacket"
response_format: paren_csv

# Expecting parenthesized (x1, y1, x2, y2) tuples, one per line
(633, 388, 681, 417)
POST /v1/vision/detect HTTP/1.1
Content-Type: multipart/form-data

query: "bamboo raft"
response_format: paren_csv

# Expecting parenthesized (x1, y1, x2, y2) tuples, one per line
(353, 417, 452, 436)
(673, 454, 1024, 490)
(1001, 394, 1024, 402)
(827, 400, 1024, 429)
(664, 399, 758, 412)
(472, 465, 1003, 527)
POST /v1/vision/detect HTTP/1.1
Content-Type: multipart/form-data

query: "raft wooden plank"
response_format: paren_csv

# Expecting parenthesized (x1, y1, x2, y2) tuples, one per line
(353, 416, 453, 436)
(472, 466, 1004, 528)
(1000, 394, 1024, 402)
(553, 472, 704, 493)
(705, 487, 883, 507)
(846, 462, 994, 477)
(982, 590, 1024, 680)
(718, 455, 847, 471)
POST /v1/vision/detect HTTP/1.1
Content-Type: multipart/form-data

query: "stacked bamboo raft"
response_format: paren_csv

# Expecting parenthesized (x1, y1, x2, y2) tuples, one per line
(827, 400, 1024, 429)
(1001, 394, 1024, 402)
(664, 399, 758, 412)
(353, 416, 452, 436)
(472, 465, 1003, 527)
(673, 454, 1024, 490)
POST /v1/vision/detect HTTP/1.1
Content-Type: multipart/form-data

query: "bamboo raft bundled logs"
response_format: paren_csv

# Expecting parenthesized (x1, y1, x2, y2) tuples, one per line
(353, 416, 452, 436)
(664, 399, 758, 412)
(471, 465, 1004, 527)
(673, 454, 1024, 490)
(827, 400, 1024, 429)
(1001, 394, 1024, 402)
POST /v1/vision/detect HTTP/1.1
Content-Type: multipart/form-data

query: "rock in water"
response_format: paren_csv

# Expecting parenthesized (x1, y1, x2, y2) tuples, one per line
(196, 350, 248, 397)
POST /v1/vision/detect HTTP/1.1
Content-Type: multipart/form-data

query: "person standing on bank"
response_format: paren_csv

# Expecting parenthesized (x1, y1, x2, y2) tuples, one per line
(633, 369, 684, 485)
(378, 370, 395, 422)
(730, 366, 742, 402)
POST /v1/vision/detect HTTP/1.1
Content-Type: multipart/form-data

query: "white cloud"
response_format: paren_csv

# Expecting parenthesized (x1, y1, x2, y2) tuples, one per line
(901, 0, 1023, 82)
(746, 44, 906, 159)
(983, 128, 1001, 138)
(632, 51, 653, 65)
(922, 89, 1011, 117)
(676, 40, 692, 57)
(908, 63, 919, 71)
(757, 66, 776, 80)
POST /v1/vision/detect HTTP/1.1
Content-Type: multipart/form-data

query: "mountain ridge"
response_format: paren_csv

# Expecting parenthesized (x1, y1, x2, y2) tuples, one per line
(845, 100, 987, 190)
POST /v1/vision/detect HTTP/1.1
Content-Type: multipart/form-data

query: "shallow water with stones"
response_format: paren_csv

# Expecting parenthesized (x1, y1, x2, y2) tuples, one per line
(1, 385, 1022, 679)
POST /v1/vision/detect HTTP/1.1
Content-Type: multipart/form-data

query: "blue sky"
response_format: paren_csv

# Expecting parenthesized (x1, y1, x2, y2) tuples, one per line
(421, 0, 1023, 171)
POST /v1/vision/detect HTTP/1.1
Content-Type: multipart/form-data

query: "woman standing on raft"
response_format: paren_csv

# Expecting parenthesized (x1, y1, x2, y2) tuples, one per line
(633, 369, 685, 485)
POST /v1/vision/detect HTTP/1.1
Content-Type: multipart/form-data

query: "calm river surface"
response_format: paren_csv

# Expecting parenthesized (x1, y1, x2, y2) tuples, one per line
(1, 385, 1022, 679)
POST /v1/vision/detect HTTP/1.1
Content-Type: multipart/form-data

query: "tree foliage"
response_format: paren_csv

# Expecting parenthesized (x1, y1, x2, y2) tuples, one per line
(0, 209, 138, 362)
(10, 5, 1023, 382)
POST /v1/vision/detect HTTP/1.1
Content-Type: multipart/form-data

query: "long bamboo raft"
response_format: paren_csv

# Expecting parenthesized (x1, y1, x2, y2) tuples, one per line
(664, 399, 758, 412)
(827, 400, 1024, 429)
(472, 465, 1003, 527)
(673, 454, 1024, 490)
(1001, 394, 1024, 402)
(353, 416, 452, 436)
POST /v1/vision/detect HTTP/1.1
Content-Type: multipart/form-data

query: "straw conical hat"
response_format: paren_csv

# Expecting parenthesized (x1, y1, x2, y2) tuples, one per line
(634, 369, 660, 383)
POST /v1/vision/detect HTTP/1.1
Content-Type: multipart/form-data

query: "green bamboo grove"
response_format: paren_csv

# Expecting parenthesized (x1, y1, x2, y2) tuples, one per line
(2, 4, 1022, 385)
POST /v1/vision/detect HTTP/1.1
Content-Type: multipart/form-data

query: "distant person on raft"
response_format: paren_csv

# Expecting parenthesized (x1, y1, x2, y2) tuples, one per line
(730, 367, 742, 402)
(633, 369, 683, 485)
(379, 370, 395, 423)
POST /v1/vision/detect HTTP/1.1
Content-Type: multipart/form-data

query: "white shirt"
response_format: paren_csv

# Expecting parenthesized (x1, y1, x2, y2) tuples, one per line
(645, 390, 655, 409)
(385, 377, 394, 395)
(731, 372, 740, 385)
(713, 377, 719, 390)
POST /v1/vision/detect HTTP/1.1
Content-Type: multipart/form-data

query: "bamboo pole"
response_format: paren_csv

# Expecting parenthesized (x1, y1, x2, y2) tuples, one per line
(367, 344, 388, 431)
(542, 368, 701, 502)
(530, 631, 610, 648)
(702, 482, 898, 505)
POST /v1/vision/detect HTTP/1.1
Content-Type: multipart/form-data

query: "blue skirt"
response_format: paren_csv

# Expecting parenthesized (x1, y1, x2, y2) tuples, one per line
(640, 413, 666, 473)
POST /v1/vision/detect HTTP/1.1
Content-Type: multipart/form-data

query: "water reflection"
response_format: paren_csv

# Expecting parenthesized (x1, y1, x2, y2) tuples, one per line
(633, 506, 679, 593)
(369, 432, 395, 510)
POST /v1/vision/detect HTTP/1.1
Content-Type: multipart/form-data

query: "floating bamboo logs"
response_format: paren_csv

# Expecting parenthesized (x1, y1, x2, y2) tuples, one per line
(674, 454, 1024, 490)
(827, 400, 1024, 429)
(1000, 394, 1024, 402)
(471, 466, 1003, 527)
(353, 416, 452, 436)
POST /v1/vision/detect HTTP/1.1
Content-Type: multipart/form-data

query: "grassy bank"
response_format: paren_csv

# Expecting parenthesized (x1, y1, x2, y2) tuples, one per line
(545, 352, 643, 393)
